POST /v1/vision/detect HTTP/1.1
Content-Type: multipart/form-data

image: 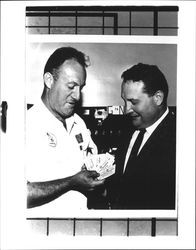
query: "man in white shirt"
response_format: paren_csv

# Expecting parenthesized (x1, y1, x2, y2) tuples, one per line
(26, 47, 104, 216)
(107, 63, 176, 209)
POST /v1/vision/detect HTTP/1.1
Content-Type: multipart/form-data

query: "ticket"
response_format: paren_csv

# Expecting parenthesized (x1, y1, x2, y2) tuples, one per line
(84, 153, 115, 180)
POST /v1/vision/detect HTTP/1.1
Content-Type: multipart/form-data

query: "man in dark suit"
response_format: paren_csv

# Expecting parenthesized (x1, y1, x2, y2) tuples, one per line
(107, 63, 176, 209)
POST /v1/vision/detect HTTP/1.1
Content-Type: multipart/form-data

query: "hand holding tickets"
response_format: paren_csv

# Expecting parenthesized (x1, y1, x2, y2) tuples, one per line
(84, 153, 116, 180)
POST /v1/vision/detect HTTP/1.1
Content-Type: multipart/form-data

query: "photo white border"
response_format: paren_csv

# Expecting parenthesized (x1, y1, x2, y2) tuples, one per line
(1, 0, 195, 249)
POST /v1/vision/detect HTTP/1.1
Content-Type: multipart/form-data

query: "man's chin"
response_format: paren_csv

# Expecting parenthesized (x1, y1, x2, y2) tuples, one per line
(132, 117, 141, 128)
(65, 112, 74, 119)
(61, 109, 75, 119)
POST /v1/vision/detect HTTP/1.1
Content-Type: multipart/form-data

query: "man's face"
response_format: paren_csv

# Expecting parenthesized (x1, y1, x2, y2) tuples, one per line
(48, 59, 86, 119)
(121, 80, 159, 129)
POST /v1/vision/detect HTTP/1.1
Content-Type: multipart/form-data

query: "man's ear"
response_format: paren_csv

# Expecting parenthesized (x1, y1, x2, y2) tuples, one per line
(43, 72, 54, 89)
(153, 90, 164, 106)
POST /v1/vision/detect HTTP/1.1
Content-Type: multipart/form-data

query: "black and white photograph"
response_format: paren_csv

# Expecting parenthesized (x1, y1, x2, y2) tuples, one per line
(26, 42, 177, 215)
(0, 1, 195, 249)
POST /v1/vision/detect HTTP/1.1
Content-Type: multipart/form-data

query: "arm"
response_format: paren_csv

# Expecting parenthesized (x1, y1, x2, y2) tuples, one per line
(27, 169, 104, 208)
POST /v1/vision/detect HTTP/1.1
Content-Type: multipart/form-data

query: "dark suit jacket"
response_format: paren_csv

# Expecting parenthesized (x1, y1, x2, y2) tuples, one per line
(106, 110, 176, 209)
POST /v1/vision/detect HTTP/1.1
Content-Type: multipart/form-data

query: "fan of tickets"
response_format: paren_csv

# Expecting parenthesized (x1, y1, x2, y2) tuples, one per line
(84, 153, 116, 180)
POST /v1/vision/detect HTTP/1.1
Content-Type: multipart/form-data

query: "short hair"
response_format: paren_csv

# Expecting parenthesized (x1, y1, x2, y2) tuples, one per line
(121, 63, 169, 104)
(44, 47, 89, 81)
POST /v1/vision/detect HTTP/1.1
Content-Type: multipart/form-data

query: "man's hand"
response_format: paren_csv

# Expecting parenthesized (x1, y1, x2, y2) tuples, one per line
(70, 169, 105, 192)
(27, 168, 105, 208)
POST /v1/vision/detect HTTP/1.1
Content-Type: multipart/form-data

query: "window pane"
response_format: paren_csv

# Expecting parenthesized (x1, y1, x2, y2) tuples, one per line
(131, 28, 154, 35)
(104, 17, 114, 27)
(158, 28, 178, 36)
(77, 16, 102, 26)
(77, 27, 102, 35)
(26, 16, 48, 26)
(117, 11, 130, 26)
(104, 28, 114, 35)
(102, 220, 127, 236)
(118, 28, 130, 35)
(132, 12, 153, 27)
(158, 12, 177, 27)
(156, 220, 177, 235)
(50, 27, 75, 34)
(27, 27, 48, 34)
(50, 16, 75, 26)
(129, 220, 151, 236)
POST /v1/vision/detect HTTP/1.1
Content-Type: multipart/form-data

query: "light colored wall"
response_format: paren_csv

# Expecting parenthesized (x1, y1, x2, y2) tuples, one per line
(26, 42, 177, 107)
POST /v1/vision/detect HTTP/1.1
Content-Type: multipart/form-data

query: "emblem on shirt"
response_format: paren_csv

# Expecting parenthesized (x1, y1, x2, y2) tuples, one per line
(46, 132, 57, 147)
(75, 133, 84, 151)
(75, 133, 83, 144)
(75, 133, 93, 155)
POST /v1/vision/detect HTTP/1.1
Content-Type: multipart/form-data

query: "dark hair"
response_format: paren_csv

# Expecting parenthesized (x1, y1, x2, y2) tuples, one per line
(44, 47, 89, 80)
(121, 63, 169, 104)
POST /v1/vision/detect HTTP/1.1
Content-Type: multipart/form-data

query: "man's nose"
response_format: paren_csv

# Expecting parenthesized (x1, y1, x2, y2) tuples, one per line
(72, 87, 81, 101)
(124, 102, 134, 114)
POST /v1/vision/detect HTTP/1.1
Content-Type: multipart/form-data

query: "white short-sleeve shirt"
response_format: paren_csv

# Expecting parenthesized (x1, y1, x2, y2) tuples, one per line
(26, 100, 97, 217)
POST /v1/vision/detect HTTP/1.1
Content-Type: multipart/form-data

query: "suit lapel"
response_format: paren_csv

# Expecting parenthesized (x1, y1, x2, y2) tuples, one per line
(133, 111, 175, 160)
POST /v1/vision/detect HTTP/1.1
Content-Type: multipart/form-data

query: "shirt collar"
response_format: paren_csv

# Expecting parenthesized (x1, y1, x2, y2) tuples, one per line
(65, 114, 77, 134)
(38, 99, 60, 125)
(145, 107, 169, 135)
(38, 99, 76, 132)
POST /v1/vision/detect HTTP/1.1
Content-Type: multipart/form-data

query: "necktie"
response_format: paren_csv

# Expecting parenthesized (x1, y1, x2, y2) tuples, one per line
(124, 128, 146, 174)
(130, 128, 146, 158)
